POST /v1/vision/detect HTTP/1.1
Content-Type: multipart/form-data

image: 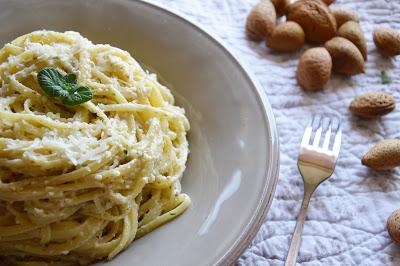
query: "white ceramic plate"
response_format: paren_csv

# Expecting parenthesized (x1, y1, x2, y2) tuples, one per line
(0, 0, 280, 265)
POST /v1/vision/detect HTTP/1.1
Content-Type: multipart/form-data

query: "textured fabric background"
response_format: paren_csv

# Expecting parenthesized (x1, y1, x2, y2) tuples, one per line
(148, 0, 400, 265)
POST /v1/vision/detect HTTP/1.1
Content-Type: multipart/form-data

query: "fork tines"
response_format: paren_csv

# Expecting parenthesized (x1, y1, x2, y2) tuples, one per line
(300, 115, 342, 158)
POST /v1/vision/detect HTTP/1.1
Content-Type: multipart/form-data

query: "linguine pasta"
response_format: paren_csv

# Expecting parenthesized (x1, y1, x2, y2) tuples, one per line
(0, 30, 190, 265)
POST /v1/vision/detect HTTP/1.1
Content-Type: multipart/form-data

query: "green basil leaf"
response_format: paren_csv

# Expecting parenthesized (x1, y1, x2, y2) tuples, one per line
(67, 83, 78, 93)
(62, 86, 93, 106)
(381, 70, 392, 84)
(64, 73, 77, 85)
(38, 67, 93, 106)
(38, 67, 69, 97)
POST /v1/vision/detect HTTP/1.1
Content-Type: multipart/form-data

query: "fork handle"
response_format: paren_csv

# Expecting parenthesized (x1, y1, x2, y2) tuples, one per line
(284, 185, 316, 266)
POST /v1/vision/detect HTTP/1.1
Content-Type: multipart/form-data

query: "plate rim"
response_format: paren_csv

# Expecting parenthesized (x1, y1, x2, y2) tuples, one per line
(0, 0, 280, 264)
(133, 1, 280, 264)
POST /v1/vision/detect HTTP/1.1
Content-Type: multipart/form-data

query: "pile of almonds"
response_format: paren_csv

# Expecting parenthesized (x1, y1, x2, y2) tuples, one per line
(246, 0, 400, 91)
(246, 0, 400, 246)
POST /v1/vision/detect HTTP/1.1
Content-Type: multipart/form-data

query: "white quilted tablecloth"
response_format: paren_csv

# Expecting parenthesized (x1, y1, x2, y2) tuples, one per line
(150, 0, 400, 265)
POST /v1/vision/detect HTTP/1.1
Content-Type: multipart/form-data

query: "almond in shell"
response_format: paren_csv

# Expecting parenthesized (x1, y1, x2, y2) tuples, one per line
(246, 0, 277, 41)
(267, 21, 305, 52)
(349, 91, 395, 118)
(362, 139, 400, 170)
(373, 27, 400, 57)
(332, 8, 360, 28)
(321, 0, 335, 5)
(287, 0, 337, 43)
(271, 0, 291, 17)
(388, 209, 400, 245)
(325, 37, 365, 75)
(296, 47, 332, 91)
(338, 21, 368, 60)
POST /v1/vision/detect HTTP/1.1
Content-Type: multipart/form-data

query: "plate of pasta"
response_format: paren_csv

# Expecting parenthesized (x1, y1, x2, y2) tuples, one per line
(0, 0, 279, 266)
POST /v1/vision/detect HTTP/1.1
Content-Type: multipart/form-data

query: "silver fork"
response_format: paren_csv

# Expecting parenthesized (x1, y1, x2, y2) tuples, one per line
(285, 115, 342, 266)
